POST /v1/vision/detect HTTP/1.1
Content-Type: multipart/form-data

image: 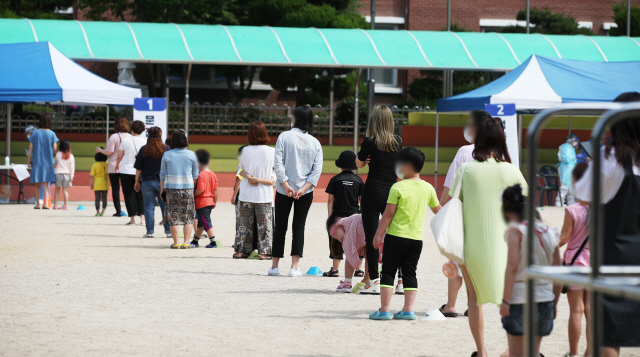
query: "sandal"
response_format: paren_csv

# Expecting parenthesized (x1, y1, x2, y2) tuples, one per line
(34, 206, 41, 209)
(322, 268, 340, 277)
(233, 253, 249, 259)
(439, 304, 459, 317)
(170, 244, 181, 249)
(259, 255, 272, 260)
(354, 270, 364, 277)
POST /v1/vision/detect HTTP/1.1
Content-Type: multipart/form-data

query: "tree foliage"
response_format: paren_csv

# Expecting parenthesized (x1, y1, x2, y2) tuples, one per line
(610, 2, 640, 36)
(499, 7, 594, 35)
(78, 0, 234, 24)
(0, 0, 75, 19)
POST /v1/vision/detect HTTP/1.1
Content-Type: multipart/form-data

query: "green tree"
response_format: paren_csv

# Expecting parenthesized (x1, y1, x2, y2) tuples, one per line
(239, 0, 368, 106)
(0, 0, 75, 19)
(610, 2, 640, 36)
(499, 7, 594, 35)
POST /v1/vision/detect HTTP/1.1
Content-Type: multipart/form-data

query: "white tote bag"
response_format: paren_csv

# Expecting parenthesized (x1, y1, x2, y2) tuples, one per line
(430, 163, 466, 264)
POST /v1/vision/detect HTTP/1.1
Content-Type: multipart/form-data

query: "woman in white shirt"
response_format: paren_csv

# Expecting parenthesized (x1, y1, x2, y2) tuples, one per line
(235, 121, 276, 260)
(574, 92, 640, 356)
(116, 120, 147, 226)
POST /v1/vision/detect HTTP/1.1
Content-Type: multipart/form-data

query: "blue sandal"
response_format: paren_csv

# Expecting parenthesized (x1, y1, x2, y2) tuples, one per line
(393, 310, 416, 320)
(369, 309, 393, 320)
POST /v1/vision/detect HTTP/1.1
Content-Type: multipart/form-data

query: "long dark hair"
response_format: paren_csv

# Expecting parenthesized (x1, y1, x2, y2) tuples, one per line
(610, 92, 640, 168)
(470, 110, 492, 130)
(292, 106, 313, 134)
(473, 117, 511, 163)
(171, 130, 188, 149)
(502, 184, 540, 223)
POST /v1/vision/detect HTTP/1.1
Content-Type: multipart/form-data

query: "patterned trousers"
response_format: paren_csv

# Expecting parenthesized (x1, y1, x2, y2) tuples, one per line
(234, 201, 273, 255)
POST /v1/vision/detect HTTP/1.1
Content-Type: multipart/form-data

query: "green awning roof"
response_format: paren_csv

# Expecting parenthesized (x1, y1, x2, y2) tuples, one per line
(2, 18, 640, 70)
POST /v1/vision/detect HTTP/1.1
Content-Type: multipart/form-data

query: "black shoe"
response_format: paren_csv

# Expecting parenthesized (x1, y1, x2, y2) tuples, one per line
(205, 241, 218, 248)
(190, 240, 199, 248)
(323, 268, 340, 277)
(113, 212, 123, 217)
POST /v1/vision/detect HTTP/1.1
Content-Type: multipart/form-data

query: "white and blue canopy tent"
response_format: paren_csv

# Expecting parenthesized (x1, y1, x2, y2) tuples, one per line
(0, 42, 141, 161)
(433, 55, 640, 185)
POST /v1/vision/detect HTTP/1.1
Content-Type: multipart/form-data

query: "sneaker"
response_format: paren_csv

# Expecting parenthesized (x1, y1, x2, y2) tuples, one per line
(369, 309, 393, 320)
(205, 241, 218, 248)
(359, 279, 381, 295)
(100, 213, 105, 216)
(52, 205, 58, 210)
(393, 311, 416, 320)
(268, 267, 281, 276)
(190, 240, 199, 248)
(95, 213, 101, 217)
(395, 282, 404, 295)
(113, 212, 124, 217)
(289, 268, 303, 277)
(336, 280, 353, 293)
(143, 233, 154, 238)
(166, 233, 172, 238)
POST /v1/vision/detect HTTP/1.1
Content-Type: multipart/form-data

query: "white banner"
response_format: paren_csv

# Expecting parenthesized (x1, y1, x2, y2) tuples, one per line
(133, 97, 167, 143)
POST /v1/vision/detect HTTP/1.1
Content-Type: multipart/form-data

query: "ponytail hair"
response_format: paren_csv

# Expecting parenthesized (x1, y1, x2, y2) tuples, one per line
(59, 139, 71, 160)
(292, 106, 313, 134)
(502, 184, 539, 223)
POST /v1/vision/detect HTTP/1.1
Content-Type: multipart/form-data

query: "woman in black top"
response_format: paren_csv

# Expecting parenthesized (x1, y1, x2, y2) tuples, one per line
(356, 105, 402, 294)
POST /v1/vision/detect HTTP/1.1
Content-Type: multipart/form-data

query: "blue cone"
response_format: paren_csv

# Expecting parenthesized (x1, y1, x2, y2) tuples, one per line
(306, 267, 323, 276)
(77, 205, 87, 211)
(121, 211, 127, 216)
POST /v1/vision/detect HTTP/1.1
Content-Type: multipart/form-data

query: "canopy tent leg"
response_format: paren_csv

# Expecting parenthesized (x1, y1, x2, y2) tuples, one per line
(518, 114, 523, 168)
(5, 103, 11, 184)
(568, 115, 572, 135)
(185, 64, 192, 134)
(354, 69, 363, 157)
(329, 69, 334, 146)
(435, 112, 439, 190)
(106, 106, 109, 144)
(368, 74, 375, 130)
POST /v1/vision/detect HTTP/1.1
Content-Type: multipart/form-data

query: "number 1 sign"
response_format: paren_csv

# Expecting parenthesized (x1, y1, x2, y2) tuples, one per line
(485, 103, 519, 168)
(133, 98, 167, 143)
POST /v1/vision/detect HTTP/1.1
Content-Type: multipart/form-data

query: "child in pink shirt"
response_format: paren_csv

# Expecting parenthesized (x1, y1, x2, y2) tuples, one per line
(559, 162, 591, 357)
(53, 139, 75, 210)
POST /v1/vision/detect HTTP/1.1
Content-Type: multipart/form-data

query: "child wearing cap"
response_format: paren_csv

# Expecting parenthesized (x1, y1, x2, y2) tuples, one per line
(190, 149, 218, 248)
(369, 147, 441, 320)
(323, 150, 364, 277)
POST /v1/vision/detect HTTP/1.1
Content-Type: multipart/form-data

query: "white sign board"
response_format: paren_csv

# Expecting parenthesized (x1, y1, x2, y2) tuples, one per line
(133, 97, 167, 143)
(485, 103, 519, 169)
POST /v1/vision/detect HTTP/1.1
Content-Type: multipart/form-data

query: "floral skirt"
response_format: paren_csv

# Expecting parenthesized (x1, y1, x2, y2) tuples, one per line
(164, 188, 195, 226)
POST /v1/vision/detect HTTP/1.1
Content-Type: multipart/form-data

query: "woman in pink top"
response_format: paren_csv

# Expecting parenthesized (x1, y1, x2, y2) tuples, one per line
(96, 117, 131, 217)
(329, 214, 383, 293)
(558, 162, 591, 357)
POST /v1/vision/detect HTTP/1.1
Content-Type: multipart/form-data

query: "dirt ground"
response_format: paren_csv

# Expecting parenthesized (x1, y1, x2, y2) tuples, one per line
(0, 203, 638, 357)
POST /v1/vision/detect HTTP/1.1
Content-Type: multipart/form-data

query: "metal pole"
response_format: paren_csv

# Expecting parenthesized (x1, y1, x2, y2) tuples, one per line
(106, 105, 109, 144)
(329, 69, 335, 146)
(628, 0, 632, 37)
(5, 103, 11, 184)
(185, 63, 192, 134)
(354, 69, 362, 155)
(368, 0, 376, 120)
(526, 0, 530, 34)
(447, 0, 451, 31)
(435, 112, 439, 189)
(518, 113, 523, 169)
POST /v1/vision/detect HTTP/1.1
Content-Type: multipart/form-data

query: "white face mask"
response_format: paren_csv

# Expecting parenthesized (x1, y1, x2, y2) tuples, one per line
(395, 166, 404, 180)
(464, 127, 473, 143)
(290, 122, 294, 128)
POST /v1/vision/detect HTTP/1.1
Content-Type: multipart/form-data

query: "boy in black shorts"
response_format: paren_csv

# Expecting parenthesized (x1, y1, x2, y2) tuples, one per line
(190, 150, 218, 248)
(323, 150, 364, 277)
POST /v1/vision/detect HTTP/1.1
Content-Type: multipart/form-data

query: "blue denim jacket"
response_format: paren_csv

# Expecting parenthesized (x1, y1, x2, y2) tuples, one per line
(159, 148, 199, 189)
(274, 128, 323, 196)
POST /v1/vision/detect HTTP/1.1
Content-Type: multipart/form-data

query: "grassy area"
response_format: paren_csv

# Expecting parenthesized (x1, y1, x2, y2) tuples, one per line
(408, 112, 599, 129)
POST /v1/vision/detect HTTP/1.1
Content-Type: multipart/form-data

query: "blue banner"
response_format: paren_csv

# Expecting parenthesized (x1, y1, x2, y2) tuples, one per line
(134, 97, 166, 112)
(485, 103, 516, 117)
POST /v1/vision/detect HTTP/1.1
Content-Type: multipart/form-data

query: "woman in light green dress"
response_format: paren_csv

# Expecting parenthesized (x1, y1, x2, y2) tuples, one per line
(449, 117, 527, 357)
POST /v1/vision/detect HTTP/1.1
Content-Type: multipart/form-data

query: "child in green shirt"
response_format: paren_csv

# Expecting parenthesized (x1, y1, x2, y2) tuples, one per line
(370, 147, 442, 320)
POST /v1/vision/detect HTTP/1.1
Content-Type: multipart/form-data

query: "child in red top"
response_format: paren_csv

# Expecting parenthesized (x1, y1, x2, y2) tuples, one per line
(190, 149, 218, 248)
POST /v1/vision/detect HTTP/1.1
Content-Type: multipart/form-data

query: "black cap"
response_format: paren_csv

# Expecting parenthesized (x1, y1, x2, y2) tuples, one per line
(335, 150, 357, 170)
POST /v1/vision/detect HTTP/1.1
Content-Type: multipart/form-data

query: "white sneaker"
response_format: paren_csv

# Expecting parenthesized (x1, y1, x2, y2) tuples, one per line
(359, 278, 381, 295)
(288, 268, 303, 277)
(268, 267, 281, 276)
(395, 282, 404, 295)
(142, 233, 154, 238)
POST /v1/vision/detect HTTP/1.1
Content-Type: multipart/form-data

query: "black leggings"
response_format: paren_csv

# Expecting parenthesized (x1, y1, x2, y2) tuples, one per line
(361, 180, 395, 280)
(272, 191, 313, 258)
(108, 173, 122, 214)
(94, 191, 108, 211)
(380, 234, 422, 290)
(120, 174, 144, 217)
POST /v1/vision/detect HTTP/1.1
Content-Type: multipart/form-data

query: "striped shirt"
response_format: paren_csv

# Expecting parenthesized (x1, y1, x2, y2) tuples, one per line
(159, 148, 199, 189)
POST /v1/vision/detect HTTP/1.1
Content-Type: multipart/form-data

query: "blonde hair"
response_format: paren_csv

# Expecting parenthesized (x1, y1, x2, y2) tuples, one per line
(366, 105, 397, 152)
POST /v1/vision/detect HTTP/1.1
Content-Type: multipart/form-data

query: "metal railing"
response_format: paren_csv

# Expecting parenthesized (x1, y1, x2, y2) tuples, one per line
(0, 102, 428, 139)
(524, 103, 640, 357)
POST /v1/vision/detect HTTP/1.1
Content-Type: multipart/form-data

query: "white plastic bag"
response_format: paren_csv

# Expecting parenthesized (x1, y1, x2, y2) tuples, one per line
(430, 163, 466, 264)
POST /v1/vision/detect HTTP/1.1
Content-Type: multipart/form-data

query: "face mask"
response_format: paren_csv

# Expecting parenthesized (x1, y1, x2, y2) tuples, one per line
(291, 122, 294, 128)
(395, 166, 404, 180)
(463, 127, 473, 143)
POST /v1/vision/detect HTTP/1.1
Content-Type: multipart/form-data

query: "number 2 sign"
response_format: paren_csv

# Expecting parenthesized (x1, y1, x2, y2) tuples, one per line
(485, 103, 519, 168)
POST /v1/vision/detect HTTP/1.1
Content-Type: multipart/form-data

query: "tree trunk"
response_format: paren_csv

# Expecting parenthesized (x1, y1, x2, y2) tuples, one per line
(146, 63, 157, 97)
(226, 75, 235, 104)
(295, 68, 309, 106)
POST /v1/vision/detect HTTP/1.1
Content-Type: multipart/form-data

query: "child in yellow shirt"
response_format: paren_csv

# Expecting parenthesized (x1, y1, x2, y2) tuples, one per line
(90, 149, 110, 216)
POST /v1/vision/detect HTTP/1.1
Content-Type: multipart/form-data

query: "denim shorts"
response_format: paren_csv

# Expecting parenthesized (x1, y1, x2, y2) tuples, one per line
(501, 301, 554, 336)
